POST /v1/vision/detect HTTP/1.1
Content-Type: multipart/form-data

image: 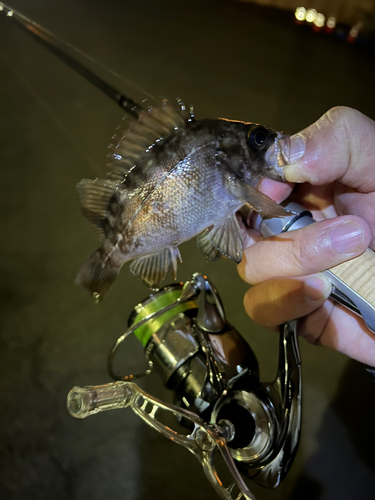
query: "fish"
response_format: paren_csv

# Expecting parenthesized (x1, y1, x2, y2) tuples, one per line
(76, 98, 291, 299)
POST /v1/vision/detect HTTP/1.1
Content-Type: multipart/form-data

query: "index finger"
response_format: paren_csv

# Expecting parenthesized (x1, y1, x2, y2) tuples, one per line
(238, 215, 371, 285)
(285, 107, 375, 192)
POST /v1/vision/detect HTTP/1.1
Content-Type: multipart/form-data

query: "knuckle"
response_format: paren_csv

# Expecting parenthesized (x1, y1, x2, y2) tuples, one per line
(243, 284, 281, 328)
(243, 288, 268, 325)
(326, 105, 356, 124)
(317, 106, 359, 142)
(237, 261, 246, 281)
(243, 289, 255, 319)
(326, 107, 360, 145)
(237, 258, 254, 285)
(288, 235, 310, 275)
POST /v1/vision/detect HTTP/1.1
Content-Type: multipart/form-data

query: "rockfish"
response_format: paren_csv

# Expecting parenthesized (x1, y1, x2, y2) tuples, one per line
(76, 98, 291, 298)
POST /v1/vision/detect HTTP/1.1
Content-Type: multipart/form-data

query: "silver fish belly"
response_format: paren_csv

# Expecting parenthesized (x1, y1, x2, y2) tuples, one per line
(76, 98, 290, 298)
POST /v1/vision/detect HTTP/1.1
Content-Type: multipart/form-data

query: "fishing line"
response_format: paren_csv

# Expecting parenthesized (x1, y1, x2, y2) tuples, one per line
(0, 2, 155, 116)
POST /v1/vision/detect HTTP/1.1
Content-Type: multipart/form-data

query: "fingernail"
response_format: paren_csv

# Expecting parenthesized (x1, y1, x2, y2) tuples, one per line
(304, 275, 331, 302)
(289, 134, 305, 163)
(329, 222, 364, 254)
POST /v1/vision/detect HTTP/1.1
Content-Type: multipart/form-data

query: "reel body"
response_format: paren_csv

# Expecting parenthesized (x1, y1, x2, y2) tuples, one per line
(67, 274, 301, 500)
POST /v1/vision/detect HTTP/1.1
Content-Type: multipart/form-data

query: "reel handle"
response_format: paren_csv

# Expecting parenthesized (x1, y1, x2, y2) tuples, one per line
(67, 381, 256, 500)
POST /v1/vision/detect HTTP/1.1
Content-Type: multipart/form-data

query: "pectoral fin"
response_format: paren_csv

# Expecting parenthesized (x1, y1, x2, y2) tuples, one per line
(226, 176, 295, 218)
(198, 215, 243, 263)
(196, 229, 222, 262)
(130, 246, 182, 288)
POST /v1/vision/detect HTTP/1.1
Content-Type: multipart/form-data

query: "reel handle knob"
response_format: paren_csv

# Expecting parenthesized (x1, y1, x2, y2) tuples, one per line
(67, 382, 132, 419)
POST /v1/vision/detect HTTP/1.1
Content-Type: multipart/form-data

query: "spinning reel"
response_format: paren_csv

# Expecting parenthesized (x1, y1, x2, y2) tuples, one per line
(67, 273, 301, 500)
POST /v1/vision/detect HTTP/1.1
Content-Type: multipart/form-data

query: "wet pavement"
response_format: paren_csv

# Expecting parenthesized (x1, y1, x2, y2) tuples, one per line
(0, 1, 375, 499)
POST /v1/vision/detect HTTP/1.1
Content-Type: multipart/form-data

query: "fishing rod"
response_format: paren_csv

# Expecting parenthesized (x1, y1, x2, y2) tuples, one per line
(0, 2, 143, 118)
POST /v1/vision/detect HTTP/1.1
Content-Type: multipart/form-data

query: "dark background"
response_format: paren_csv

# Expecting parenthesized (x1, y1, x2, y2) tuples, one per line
(0, 1, 375, 499)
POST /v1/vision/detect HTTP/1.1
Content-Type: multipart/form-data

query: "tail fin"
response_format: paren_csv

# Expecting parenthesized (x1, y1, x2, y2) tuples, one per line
(76, 248, 120, 300)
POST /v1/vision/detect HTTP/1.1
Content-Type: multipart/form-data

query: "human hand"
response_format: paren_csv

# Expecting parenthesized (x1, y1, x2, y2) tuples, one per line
(238, 106, 375, 366)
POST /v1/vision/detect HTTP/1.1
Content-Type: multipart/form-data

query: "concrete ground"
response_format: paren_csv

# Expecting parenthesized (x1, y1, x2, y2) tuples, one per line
(0, 1, 374, 499)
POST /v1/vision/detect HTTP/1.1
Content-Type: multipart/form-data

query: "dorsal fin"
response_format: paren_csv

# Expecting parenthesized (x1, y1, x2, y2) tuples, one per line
(106, 98, 191, 183)
(78, 98, 195, 240)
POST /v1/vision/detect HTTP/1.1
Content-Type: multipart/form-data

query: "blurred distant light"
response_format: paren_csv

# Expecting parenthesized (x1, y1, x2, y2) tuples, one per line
(0, 5, 3, 11)
(350, 21, 363, 37)
(348, 21, 363, 42)
(305, 9, 317, 23)
(326, 16, 336, 29)
(314, 13, 325, 28)
(6, 10, 13, 17)
(295, 7, 306, 22)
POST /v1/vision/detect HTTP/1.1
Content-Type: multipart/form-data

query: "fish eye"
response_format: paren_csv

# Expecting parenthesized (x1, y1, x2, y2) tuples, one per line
(248, 126, 269, 151)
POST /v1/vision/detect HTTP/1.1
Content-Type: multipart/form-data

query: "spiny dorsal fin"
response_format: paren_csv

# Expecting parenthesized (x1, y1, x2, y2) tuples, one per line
(77, 178, 120, 240)
(106, 98, 191, 183)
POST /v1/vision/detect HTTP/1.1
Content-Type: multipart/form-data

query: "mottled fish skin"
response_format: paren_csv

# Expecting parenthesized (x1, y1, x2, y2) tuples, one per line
(76, 99, 288, 298)
(109, 121, 259, 259)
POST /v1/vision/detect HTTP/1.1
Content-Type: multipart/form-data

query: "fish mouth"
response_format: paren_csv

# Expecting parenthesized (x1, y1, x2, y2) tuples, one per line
(265, 133, 291, 181)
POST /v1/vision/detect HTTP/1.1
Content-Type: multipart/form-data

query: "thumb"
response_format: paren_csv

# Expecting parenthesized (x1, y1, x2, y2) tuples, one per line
(284, 106, 375, 192)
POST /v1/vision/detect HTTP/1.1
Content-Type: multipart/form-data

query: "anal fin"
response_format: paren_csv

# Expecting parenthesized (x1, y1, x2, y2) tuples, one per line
(130, 247, 182, 288)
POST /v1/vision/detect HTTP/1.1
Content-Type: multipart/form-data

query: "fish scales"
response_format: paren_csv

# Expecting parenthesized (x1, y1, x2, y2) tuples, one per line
(76, 99, 290, 298)
(122, 145, 243, 259)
